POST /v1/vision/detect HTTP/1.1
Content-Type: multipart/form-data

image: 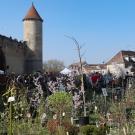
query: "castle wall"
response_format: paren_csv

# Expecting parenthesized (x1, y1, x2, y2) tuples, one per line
(0, 35, 26, 74)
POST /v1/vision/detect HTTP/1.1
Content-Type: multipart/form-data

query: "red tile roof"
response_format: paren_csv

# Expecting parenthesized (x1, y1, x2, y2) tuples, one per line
(107, 50, 135, 65)
(23, 4, 43, 22)
(106, 51, 124, 65)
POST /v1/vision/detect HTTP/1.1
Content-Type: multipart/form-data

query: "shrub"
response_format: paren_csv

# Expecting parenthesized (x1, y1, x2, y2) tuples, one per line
(47, 120, 79, 135)
(55, 126, 66, 135)
(63, 122, 79, 135)
(98, 126, 110, 135)
(80, 125, 109, 135)
(47, 91, 72, 120)
(80, 125, 99, 135)
(47, 119, 60, 135)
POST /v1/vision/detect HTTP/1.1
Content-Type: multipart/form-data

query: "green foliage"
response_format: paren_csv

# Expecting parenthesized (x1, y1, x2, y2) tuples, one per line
(80, 125, 99, 135)
(80, 125, 109, 135)
(89, 113, 100, 125)
(12, 121, 49, 135)
(99, 126, 110, 135)
(55, 126, 66, 135)
(47, 91, 72, 115)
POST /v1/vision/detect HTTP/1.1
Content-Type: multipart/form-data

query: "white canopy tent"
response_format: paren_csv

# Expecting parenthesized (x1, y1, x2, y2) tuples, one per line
(60, 68, 72, 75)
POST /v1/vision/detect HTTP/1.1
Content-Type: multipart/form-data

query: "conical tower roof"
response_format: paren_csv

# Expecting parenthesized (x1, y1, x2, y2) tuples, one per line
(23, 3, 43, 22)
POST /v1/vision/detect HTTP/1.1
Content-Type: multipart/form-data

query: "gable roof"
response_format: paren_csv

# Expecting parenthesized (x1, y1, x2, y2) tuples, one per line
(107, 50, 135, 65)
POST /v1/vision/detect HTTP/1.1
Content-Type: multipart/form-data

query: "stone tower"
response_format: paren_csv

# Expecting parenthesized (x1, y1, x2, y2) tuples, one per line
(23, 4, 43, 73)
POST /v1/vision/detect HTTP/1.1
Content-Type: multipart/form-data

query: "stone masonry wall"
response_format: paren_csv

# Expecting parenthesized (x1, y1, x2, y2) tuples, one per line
(0, 35, 26, 74)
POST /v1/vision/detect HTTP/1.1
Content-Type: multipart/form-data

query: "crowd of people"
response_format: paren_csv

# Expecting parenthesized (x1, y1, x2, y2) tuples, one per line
(0, 70, 135, 120)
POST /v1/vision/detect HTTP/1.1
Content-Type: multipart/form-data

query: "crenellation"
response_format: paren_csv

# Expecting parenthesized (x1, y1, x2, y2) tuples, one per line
(0, 34, 26, 48)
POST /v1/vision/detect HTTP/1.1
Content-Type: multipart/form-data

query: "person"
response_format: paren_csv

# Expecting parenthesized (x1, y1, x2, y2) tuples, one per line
(90, 72, 101, 88)
(0, 47, 6, 72)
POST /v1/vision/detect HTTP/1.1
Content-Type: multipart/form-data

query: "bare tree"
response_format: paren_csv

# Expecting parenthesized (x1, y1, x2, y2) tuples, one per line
(43, 59, 65, 73)
(65, 35, 87, 117)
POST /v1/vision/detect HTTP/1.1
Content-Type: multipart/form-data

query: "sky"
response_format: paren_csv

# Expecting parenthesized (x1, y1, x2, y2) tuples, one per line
(0, 0, 135, 66)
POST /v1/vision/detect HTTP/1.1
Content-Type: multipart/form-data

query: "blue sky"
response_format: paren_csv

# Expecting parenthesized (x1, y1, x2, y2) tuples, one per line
(0, 0, 135, 66)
